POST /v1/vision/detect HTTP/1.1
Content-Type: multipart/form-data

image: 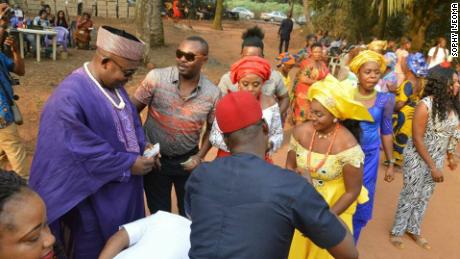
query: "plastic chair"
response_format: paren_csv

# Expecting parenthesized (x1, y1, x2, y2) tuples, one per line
(45, 26, 69, 51)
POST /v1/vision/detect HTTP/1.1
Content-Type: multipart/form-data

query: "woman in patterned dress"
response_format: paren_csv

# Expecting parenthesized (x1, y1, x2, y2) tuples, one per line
(209, 56, 283, 160)
(276, 52, 296, 101)
(287, 75, 371, 259)
(74, 12, 93, 49)
(348, 50, 396, 242)
(392, 53, 428, 166)
(389, 63, 460, 249)
(291, 43, 329, 125)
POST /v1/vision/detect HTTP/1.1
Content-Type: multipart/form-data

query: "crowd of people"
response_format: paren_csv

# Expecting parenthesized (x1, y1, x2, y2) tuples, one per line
(7, 3, 95, 55)
(0, 1, 459, 258)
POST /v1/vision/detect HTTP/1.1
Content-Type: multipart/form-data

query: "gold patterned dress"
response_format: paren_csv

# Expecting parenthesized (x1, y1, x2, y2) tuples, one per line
(288, 137, 368, 259)
(392, 80, 421, 166)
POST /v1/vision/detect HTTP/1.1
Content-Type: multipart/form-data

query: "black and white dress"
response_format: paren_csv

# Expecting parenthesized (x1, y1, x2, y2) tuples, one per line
(391, 97, 460, 236)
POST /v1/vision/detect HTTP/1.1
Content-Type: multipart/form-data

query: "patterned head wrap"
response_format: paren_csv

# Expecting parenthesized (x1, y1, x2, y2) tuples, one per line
(96, 26, 145, 61)
(349, 50, 386, 75)
(230, 56, 272, 84)
(384, 52, 397, 70)
(275, 52, 296, 67)
(407, 52, 428, 78)
(308, 75, 374, 121)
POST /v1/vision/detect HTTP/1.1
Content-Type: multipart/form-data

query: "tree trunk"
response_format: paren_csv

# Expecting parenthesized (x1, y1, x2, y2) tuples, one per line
(213, 0, 223, 30)
(105, 0, 109, 17)
(53, 0, 57, 15)
(23, 0, 28, 13)
(406, 0, 439, 50)
(150, 0, 165, 46)
(137, 0, 152, 63)
(136, 0, 165, 64)
(377, 0, 387, 39)
(116, 0, 119, 18)
(302, 0, 314, 33)
(408, 25, 427, 51)
(288, 0, 294, 16)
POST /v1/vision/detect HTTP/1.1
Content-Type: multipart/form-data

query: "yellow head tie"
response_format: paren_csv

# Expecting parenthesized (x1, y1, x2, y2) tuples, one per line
(307, 75, 374, 122)
(367, 40, 388, 53)
(349, 50, 386, 75)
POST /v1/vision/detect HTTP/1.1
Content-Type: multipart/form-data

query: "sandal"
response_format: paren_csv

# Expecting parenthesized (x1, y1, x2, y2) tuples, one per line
(406, 233, 431, 250)
(389, 235, 405, 249)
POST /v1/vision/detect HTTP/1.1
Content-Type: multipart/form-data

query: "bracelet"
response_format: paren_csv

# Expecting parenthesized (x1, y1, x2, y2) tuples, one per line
(383, 159, 395, 166)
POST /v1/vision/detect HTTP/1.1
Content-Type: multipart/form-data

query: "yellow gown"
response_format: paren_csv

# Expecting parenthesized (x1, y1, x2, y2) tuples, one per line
(288, 137, 369, 259)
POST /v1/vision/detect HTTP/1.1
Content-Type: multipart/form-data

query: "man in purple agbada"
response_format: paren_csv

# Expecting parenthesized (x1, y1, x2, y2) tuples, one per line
(29, 26, 157, 259)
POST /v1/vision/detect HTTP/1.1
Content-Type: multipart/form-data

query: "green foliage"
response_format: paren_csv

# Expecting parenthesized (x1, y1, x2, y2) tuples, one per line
(225, 0, 303, 18)
(308, 0, 451, 49)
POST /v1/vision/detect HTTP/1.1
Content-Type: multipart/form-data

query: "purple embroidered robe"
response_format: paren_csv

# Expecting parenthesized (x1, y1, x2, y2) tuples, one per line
(29, 67, 146, 257)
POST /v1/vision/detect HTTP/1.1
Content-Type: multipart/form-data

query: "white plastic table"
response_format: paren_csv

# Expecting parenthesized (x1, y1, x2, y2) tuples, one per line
(17, 28, 58, 62)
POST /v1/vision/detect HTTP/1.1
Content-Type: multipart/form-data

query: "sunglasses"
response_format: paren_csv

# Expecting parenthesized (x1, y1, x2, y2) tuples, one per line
(103, 57, 137, 78)
(176, 49, 206, 62)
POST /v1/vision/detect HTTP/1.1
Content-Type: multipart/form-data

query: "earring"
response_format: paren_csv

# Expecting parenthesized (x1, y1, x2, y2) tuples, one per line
(333, 118, 338, 123)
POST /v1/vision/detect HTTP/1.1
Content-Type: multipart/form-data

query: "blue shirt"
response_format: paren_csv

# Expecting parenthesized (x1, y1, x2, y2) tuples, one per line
(10, 16, 20, 28)
(33, 16, 50, 28)
(0, 52, 15, 128)
(185, 153, 347, 259)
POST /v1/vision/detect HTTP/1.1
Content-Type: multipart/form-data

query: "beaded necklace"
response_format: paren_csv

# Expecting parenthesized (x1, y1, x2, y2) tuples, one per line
(307, 123, 340, 174)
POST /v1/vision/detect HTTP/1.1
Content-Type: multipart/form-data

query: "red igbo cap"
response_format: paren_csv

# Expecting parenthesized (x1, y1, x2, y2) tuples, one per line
(216, 91, 262, 133)
(230, 56, 272, 84)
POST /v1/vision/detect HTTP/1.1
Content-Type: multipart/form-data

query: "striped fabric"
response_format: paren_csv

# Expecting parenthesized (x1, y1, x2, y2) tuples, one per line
(134, 66, 221, 156)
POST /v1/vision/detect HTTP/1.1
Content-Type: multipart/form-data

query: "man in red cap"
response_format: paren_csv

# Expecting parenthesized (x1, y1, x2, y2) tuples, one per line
(185, 91, 358, 259)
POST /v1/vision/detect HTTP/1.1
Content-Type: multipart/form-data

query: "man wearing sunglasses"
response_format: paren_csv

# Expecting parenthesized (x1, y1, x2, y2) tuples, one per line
(29, 26, 157, 258)
(132, 36, 220, 217)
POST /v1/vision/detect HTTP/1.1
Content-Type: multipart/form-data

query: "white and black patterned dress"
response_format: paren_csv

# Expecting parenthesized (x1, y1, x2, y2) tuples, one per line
(391, 97, 459, 236)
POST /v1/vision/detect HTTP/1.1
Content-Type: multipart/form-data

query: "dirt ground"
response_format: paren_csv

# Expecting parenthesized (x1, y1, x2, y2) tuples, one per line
(15, 18, 460, 258)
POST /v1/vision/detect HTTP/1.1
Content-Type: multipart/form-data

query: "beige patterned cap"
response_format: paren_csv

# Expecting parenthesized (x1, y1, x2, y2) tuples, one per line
(96, 25, 145, 61)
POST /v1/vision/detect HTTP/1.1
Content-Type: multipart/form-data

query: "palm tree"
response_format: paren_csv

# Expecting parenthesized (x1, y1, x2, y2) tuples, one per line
(318, 0, 443, 49)
(372, 0, 412, 39)
(379, 0, 443, 49)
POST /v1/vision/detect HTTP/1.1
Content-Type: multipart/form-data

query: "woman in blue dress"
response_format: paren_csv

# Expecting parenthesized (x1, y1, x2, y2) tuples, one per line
(348, 50, 396, 242)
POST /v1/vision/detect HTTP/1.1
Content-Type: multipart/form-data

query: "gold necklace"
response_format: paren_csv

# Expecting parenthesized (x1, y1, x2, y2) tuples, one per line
(317, 129, 335, 139)
(354, 88, 377, 101)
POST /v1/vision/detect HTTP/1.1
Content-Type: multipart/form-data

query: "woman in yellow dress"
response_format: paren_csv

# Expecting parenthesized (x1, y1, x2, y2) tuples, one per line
(286, 75, 371, 259)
